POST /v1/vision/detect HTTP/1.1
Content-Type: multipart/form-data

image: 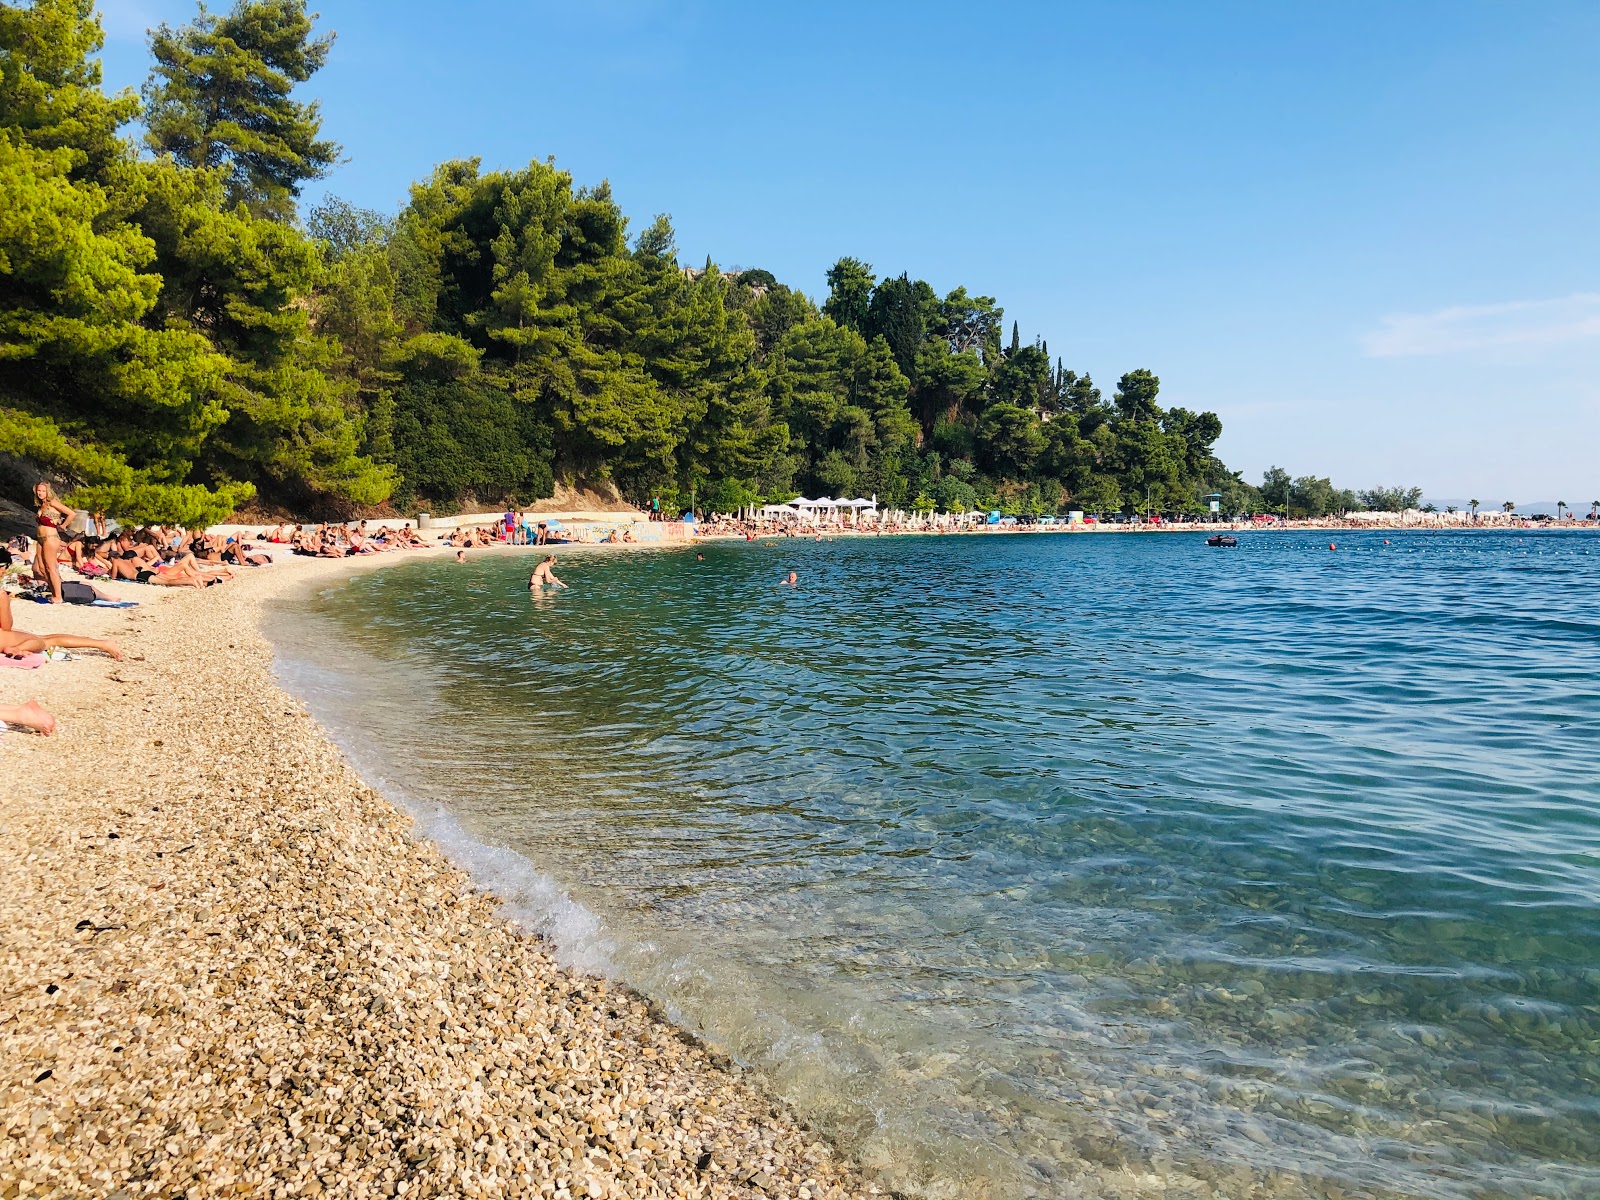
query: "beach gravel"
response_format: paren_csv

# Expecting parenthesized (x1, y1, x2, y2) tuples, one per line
(0, 559, 876, 1198)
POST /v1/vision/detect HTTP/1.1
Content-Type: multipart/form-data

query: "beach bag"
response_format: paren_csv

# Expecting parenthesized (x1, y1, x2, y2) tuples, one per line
(61, 580, 97, 604)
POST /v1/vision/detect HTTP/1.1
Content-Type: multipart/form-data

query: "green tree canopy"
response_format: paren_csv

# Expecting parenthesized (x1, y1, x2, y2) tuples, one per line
(0, 0, 250, 524)
(144, 0, 339, 219)
(822, 256, 874, 335)
(1, 1, 1349, 527)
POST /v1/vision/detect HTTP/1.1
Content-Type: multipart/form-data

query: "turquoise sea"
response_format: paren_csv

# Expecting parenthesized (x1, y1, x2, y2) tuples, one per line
(269, 531, 1600, 1199)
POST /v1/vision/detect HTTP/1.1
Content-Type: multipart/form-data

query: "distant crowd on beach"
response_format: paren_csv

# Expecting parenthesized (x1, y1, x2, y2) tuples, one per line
(8, 476, 1595, 739)
(3, 489, 671, 737)
(20, 483, 270, 607)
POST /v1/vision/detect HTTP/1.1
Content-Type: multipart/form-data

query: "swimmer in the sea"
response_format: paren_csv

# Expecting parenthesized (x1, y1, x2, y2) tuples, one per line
(530, 555, 568, 589)
(784, 571, 798, 586)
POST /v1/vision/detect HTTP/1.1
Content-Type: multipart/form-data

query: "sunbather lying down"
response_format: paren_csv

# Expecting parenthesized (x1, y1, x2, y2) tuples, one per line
(135, 555, 232, 588)
(0, 589, 123, 660)
(0, 700, 55, 735)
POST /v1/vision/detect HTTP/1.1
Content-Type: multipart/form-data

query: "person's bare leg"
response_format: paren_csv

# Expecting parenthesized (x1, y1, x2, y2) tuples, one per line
(0, 701, 54, 735)
(0, 630, 46, 657)
(0, 629, 122, 660)
(150, 568, 204, 589)
(41, 633, 122, 659)
(0, 587, 10, 632)
(35, 533, 63, 603)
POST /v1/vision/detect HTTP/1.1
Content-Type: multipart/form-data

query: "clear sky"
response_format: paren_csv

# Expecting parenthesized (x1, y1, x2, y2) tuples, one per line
(94, 1, 1600, 504)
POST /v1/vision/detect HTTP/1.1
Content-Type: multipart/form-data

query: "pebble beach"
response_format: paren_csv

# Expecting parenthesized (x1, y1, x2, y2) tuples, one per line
(0, 552, 876, 1200)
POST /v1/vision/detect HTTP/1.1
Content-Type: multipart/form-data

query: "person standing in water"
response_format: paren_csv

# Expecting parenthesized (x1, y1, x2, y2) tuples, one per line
(530, 555, 568, 589)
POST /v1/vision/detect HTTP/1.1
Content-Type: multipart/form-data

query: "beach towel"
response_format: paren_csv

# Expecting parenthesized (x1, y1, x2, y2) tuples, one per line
(20, 581, 131, 605)
(0, 652, 46, 670)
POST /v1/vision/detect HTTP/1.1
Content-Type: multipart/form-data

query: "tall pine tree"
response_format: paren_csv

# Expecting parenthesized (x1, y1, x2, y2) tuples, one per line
(144, 0, 339, 220)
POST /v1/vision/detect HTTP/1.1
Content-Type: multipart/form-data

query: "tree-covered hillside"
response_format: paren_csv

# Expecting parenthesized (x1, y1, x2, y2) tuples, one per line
(5, 0, 1382, 523)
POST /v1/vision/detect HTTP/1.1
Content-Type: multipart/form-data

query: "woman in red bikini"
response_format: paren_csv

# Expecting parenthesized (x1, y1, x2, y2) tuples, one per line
(32, 481, 75, 604)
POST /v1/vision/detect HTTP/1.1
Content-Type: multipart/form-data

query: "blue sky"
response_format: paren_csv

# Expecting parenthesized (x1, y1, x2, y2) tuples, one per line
(95, 1, 1600, 503)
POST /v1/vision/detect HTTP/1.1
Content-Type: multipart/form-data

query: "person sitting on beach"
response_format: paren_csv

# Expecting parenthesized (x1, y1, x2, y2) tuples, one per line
(315, 526, 347, 558)
(529, 555, 567, 589)
(151, 524, 188, 555)
(100, 532, 149, 579)
(54, 530, 87, 573)
(356, 521, 397, 553)
(76, 538, 112, 578)
(0, 589, 123, 659)
(345, 524, 380, 554)
(189, 530, 227, 562)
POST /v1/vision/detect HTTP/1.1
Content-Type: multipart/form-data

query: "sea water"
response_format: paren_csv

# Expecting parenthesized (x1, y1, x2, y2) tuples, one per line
(268, 531, 1600, 1199)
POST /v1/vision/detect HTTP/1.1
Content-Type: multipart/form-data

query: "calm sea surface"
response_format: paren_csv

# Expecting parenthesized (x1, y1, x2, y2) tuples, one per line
(268, 531, 1600, 1199)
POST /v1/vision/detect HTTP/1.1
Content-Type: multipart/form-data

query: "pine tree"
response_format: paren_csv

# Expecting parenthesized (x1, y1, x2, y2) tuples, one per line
(822, 257, 875, 334)
(0, 0, 249, 524)
(144, 0, 340, 220)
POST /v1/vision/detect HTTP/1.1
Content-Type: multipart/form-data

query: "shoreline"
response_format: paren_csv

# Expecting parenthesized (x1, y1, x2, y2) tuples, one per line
(2, 525, 1591, 1197)
(0, 551, 878, 1199)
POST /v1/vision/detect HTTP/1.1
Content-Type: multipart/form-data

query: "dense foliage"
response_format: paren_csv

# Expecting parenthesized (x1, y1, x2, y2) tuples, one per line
(0, 0, 385, 524)
(0, 0, 1402, 522)
(327, 166, 1265, 518)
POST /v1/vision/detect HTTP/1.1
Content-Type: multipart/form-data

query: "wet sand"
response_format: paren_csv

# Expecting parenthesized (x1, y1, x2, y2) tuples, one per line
(0, 553, 876, 1199)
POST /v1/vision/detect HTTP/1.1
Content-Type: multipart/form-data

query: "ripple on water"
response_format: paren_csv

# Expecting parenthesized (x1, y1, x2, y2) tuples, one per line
(272, 530, 1600, 1200)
